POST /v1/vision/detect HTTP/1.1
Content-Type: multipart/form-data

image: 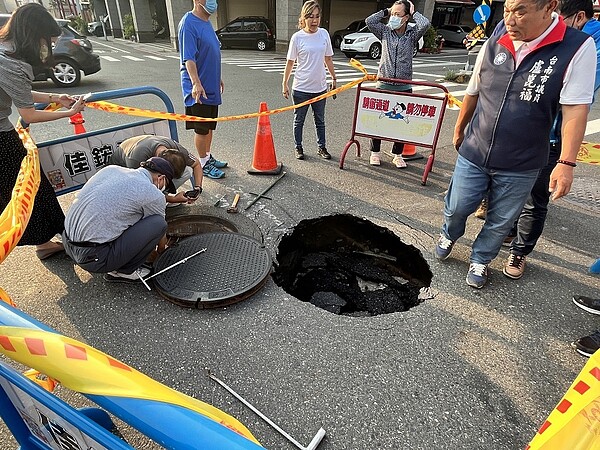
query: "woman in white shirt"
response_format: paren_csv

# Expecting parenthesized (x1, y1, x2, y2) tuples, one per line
(282, 0, 336, 160)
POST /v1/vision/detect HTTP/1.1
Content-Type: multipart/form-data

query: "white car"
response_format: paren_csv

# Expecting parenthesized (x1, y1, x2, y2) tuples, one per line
(340, 26, 424, 59)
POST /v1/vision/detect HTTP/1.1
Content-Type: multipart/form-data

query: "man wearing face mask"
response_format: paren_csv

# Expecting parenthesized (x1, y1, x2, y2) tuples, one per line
(178, 0, 228, 180)
(365, 0, 430, 169)
(63, 157, 174, 283)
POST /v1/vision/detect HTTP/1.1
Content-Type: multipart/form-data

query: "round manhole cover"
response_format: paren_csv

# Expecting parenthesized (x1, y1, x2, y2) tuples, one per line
(153, 232, 272, 308)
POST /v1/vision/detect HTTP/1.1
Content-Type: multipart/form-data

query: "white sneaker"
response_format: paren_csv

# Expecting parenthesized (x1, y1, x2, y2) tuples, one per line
(392, 155, 407, 169)
(369, 152, 381, 165)
(104, 267, 151, 283)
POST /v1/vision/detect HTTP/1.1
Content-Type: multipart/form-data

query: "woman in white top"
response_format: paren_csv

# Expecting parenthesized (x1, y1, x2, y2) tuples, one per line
(282, 0, 336, 160)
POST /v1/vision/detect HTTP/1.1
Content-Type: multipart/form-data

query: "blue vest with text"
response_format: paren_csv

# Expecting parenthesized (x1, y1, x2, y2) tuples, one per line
(460, 21, 589, 171)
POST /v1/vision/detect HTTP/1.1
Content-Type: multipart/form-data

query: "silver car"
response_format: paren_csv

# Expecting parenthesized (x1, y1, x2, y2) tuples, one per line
(340, 26, 424, 60)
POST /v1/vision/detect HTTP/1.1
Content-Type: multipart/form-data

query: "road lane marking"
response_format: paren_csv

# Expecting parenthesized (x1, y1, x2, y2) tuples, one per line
(100, 55, 120, 62)
(585, 119, 600, 136)
(88, 40, 131, 53)
(122, 55, 145, 61)
(145, 55, 167, 61)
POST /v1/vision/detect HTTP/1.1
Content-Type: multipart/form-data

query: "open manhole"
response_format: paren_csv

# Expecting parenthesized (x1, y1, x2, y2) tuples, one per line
(272, 214, 432, 316)
(165, 205, 263, 246)
(153, 232, 271, 308)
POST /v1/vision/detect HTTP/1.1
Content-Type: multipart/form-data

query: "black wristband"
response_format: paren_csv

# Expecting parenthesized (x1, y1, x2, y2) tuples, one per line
(194, 186, 203, 193)
(557, 159, 576, 168)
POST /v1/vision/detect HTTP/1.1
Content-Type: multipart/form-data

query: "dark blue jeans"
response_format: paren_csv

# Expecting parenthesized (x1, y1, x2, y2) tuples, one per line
(292, 89, 326, 150)
(508, 143, 560, 256)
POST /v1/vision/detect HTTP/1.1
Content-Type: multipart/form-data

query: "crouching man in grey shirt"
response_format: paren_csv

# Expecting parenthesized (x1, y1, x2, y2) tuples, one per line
(63, 157, 175, 283)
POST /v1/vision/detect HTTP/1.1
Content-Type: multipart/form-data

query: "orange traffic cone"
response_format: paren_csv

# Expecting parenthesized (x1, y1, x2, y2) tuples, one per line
(401, 143, 423, 161)
(248, 102, 283, 175)
(69, 112, 86, 135)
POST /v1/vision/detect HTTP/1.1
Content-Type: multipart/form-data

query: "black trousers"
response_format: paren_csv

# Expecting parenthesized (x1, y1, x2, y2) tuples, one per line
(509, 143, 560, 256)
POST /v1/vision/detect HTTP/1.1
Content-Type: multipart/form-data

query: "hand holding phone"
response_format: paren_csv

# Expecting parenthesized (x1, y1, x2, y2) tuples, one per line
(185, 188, 201, 199)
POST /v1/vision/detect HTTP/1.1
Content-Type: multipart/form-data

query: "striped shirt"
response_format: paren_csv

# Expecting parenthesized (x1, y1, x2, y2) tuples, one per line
(0, 42, 34, 132)
(366, 10, 430, 85)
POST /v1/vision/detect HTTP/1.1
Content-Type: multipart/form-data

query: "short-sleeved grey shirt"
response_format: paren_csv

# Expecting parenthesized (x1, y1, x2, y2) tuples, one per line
(0, 43, 35, 132)
(110, 135, 196, 168)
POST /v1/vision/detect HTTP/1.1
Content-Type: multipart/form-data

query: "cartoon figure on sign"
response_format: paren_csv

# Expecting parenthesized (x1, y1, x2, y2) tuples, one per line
(379, 102, 410, 123)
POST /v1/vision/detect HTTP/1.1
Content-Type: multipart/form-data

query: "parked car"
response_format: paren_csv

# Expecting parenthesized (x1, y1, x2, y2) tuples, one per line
(216, 16, 275, 51)
(331, 19, 365, 49)
(340, 26, 424, 59)
(88, 17, 112, 37)
(437, 24, 473, 46)
(0, 14, 101, 87)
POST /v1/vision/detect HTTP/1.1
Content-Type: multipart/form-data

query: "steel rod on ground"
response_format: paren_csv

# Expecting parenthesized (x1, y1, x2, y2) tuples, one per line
(207, 370, 326, 450)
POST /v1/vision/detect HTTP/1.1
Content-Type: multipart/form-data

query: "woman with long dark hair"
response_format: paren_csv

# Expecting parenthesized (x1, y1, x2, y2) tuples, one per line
(0, 3, 85, 260)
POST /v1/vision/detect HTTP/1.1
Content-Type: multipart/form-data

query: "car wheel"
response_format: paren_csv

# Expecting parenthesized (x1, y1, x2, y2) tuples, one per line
(369, 43, 381, 59)
(334, 36, 342, 49)
(93, 27, 103, 37)
(257, 39, 267, 51)
(50, 59, 81, 87)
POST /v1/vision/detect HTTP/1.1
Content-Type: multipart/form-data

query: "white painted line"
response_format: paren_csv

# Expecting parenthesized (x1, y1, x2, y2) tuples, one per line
(414, 61, 464, 68)
(145, 55, 167, 61)
(585, 119, 600, 136)
(122, 55, 144, 61)
(100, 55, 120, 62)
(89, 40, 130, 54)
(166, 55, 181, 59)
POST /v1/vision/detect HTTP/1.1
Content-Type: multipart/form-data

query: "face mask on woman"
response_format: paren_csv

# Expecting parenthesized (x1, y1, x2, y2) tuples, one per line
(201, 0, 218, 14)
(388, 15, 404, 30)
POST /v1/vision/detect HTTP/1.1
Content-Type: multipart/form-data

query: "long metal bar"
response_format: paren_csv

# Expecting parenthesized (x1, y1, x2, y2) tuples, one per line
(207, 371, 325, 450)
(244, 171, 286, 211)
(139, 248, 207, 290)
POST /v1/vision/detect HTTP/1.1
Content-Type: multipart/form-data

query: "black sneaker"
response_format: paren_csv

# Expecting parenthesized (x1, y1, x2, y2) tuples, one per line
(572, 330, 600, 357)
(317, 147, 331, 159)
(295, 148, 304, 160)
(573, 295, 600, 316)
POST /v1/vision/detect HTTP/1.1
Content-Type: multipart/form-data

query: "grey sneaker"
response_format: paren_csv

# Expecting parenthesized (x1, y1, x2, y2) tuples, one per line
(466, 263, 488, 289)
(572, 330, 600, 357)
(573, 295, 600, 315)
(434, 234, 454, 260)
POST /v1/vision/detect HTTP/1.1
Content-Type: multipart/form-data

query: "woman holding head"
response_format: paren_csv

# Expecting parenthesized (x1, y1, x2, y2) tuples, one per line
(0, 3, 85, 260)
(366, 0, 429, 168)
(282, 0, 336, 161)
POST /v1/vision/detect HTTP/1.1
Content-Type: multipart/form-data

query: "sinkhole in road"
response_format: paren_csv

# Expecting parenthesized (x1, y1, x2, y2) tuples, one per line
(272, 214, 432, 316)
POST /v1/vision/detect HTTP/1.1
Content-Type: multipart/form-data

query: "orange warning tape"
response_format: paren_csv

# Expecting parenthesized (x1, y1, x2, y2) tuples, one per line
(0, 326, 260, 443)
(0, 126, 40, 265)
(85, 59, 376, 122)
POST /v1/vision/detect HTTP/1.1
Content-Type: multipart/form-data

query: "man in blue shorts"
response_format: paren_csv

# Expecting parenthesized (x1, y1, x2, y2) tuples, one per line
(178, 0, 227, 179)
